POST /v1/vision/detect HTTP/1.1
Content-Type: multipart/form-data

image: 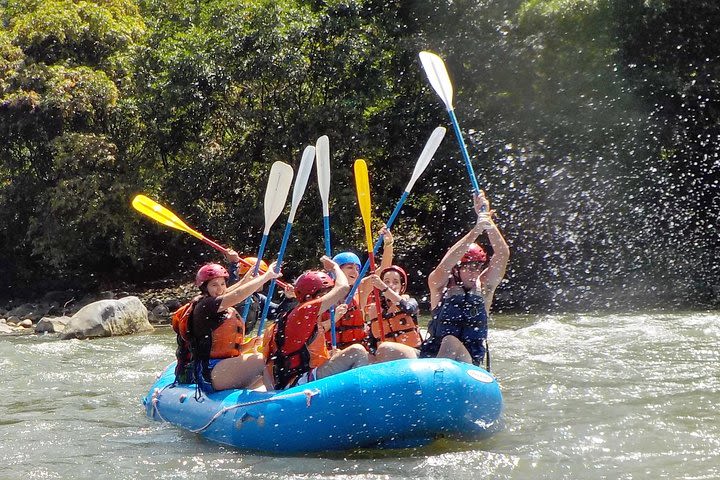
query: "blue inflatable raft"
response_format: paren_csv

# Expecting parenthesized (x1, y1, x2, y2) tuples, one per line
(143, 358, 503, 453)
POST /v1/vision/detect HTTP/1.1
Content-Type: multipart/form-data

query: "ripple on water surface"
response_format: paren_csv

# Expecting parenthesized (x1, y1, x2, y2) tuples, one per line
(2, 314, 719, 479)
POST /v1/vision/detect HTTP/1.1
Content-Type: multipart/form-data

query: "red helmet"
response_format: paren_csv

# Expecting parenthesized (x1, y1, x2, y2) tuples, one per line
(294, 271, 334, 302)
(380, 265, 408, 294)
(460, 243, 487, 264)
(195, 263, 229, 287)
(238, 257, 269, 275)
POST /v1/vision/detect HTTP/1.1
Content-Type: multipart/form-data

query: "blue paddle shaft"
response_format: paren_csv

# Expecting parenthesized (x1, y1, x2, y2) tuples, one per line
(241, 234, 269, 321)
(344, 191, 409, 304)
(323, 215, 337, 348)
(447, 109, 481, 195)
(323, 216, 331, 258)
(257, 221, 293, 334)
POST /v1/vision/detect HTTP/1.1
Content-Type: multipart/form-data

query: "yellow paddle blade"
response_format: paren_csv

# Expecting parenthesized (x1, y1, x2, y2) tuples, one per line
(353, 159, 374, 250)
(131, 194, 203, 240)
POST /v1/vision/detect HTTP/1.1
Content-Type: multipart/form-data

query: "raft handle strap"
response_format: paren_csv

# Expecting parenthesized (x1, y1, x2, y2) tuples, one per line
(151, 388, 321, 434)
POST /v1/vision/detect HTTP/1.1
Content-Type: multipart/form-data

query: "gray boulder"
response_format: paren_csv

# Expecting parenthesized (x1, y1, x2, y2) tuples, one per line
(35, 316, 72, 334)
(60, 296, 153, 340)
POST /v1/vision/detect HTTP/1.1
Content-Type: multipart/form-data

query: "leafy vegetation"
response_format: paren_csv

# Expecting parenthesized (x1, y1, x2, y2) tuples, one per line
(1, 0, 717, 311)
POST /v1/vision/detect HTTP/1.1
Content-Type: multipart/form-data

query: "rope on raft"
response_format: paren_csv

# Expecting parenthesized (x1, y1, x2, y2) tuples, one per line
(151, 386, 321, 434)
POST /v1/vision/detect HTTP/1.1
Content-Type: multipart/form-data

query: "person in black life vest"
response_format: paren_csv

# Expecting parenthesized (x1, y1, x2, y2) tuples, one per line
(190, 261, 282, 391)
(225, 254, 298, 335)
(420, 191, 510, 368)
(363, 265, 423, 351)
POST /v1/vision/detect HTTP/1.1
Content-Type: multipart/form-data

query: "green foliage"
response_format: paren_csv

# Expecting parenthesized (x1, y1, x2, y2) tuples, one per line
(0, 0, 147, 291)
(0, 0, 717, 311)
(7, 0, 145, 65)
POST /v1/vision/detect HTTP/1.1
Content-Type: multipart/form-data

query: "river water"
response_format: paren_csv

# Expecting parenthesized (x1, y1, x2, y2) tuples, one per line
(1, 311, 718, 479)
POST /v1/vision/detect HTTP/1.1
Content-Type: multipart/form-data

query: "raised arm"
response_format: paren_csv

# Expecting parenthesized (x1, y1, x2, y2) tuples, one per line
(358, 276, 374, 312)
(378, 226, 394, 271)
(319, 256, 350, 313)
(225, 262, 261, 294)
(427, 192, 492, 309)
(218, 262, 281, 311)
(479, 217, 510, 312)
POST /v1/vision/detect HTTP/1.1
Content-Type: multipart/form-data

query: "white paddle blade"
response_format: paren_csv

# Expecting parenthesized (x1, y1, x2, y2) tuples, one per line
(315, 135, 331, 217)
(263, 161, 294, 234)
(419, 51, 454, 110)
(405, 126, 446, 192)
(288, 145, 316, 221)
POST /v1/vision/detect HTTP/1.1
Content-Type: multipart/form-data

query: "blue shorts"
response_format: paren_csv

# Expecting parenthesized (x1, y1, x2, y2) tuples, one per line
(194, 358, 223, 393)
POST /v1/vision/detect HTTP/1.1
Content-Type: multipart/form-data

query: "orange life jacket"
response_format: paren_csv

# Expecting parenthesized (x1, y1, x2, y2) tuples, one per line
(370, 309, 422, 348)
(172, 298, 199, 342)
(178, 299, 245, 358)
(207, 306, 245, 359)
(324, 297, 366, 349)
(264, 299, 330, 390)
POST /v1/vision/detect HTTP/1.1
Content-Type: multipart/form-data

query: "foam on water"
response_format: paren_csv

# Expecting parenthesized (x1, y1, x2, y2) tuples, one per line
(1, 315, 719, 479)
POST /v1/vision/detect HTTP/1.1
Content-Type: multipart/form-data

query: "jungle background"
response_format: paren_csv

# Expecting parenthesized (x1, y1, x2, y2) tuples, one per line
(1, 0, 718, 312)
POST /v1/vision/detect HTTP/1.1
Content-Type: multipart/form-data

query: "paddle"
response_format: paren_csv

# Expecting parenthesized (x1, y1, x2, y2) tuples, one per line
(256, 145, 316, 336)
(344, 126, 446, 303)
(131, 194, 289, 288)
(315, 135, 337, 348)
(419, 51, 481, 196)
(354, 159, 386, 341)
(240, 161, 294, 321)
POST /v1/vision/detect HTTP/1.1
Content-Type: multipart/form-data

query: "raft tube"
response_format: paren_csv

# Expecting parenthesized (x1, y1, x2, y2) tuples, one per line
(143, 358, 503, 453)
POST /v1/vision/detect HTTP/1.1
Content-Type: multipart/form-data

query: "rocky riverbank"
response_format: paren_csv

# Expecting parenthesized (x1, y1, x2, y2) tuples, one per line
(0, 280, 197, 335)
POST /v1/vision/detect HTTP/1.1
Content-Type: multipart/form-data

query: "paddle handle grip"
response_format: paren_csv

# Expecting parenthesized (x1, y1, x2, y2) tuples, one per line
(447, 109, 481, 196)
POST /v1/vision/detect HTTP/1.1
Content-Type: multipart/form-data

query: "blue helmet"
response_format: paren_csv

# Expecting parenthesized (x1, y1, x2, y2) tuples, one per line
(332, 251, 361, 268)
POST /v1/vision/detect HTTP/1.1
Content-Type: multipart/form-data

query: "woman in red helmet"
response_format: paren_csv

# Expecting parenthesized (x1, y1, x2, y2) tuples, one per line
(262, 256, 370, 390)
(189, 261, 281, 391)
(420, 191, 510, 368)
(364, 265, 423, 350)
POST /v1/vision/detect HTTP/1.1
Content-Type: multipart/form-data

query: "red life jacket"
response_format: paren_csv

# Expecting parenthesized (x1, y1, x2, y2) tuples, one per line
(264, 299, 329, 390)
(324, 297, 366, 349)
